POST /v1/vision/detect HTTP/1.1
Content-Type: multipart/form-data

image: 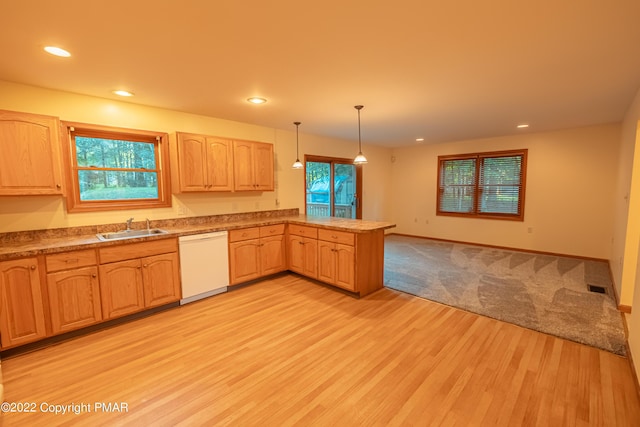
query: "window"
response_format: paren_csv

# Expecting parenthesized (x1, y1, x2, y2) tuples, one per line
(305, 155, 362, 219)
(437, 149, 527, 220)
(63, 122, 171, 212)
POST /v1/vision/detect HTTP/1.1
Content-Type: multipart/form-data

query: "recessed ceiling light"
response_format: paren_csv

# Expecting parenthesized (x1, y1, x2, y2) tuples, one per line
(247, 97, 267, 104)
(416, 138, 424, 142)
(517, 124, 529, 129)
(44, 46, 71, 57)
(113, 90, 134, 97)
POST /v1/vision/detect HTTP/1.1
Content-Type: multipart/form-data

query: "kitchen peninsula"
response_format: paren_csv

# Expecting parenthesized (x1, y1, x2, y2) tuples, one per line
(0, 209, 395, 352)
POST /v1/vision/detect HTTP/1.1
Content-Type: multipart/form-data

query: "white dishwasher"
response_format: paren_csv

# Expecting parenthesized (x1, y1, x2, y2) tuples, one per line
(179, 231, 229, 305)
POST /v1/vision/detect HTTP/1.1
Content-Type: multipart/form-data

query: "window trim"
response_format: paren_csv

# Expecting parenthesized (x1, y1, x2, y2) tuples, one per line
(61, 121, 172, 213)
(436, 149, 527, 221)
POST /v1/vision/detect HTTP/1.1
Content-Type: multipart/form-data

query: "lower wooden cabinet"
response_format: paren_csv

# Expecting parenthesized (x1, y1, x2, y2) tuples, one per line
(0, 258, 47, 348)
(287, 224, 385, 296)
(141, 252, 181, 308)
(229, 225, 286, 285)
(0, 238, 181, 350)
(46, 249, 102, 334)
(99, 239, 181, 320)
(99, 259, 146, 320)
(318, 241, 355, 291)
(229, 227, 261, 284)
(289, 226, 356, 291)
(47, 266, 102, 334)
(288, 235, 318, 279)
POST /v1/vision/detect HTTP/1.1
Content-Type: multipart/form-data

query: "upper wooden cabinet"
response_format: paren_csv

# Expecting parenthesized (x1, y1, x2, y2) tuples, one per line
(0, 109, 64, 195)
(176, 132, 234, 192)
(233, 140, 274, 191)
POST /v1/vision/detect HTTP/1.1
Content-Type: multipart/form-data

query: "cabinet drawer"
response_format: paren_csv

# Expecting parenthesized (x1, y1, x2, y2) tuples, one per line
(288, 224, 318, 239)
(260, 224, 285, 237)
(229, 227, 260, 242)
(99, 238, 178, 264)
(46, 249, 97, 272)
(317, 229, 355, 246)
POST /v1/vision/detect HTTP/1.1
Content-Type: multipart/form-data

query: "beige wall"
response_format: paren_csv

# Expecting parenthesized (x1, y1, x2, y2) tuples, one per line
(0, 81, 392, 232)
(389, 124, 621, 259)
(617, 91, 640, 307)
(619, 86, 640, 376)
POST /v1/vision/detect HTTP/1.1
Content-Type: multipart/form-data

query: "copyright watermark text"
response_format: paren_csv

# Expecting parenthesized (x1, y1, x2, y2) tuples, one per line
(1, 401, 129, 415)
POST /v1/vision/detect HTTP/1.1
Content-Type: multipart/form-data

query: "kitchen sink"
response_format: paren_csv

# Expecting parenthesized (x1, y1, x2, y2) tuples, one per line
(96, 228, 169, 241)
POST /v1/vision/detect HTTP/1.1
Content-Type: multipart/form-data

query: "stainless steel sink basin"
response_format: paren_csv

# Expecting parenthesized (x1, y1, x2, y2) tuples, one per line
(96, 228, 169, 241)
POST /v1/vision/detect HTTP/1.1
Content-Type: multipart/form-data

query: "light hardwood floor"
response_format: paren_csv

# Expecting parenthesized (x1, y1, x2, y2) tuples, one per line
(2, 274, 640, 426)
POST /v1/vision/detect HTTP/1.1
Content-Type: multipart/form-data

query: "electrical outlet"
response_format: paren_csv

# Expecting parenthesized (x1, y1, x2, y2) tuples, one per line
(527, 227, 533, 234)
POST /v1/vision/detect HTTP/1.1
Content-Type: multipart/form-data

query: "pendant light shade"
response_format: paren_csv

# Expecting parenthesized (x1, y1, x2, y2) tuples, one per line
(353, 105, 368, 165)
(292, 121, 303, 169)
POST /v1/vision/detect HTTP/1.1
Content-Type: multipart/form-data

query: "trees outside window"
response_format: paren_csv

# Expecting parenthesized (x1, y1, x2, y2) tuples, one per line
(63, 122, 171, 212)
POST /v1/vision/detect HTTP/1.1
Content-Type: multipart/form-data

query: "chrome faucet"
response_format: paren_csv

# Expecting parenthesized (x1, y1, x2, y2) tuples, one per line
(146, 218, 151, 231)
(126, 217, 134, 231)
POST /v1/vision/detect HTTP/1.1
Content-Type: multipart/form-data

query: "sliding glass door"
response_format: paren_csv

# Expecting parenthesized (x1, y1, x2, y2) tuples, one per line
(305, 155, 362, 219)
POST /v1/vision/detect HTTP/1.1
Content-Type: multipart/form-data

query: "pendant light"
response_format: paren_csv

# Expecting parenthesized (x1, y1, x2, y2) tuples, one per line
(353, 105, 368, 164)
(292, 121, 303, 169)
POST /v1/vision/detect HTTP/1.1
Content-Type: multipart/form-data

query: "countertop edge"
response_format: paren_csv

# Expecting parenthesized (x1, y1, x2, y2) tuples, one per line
(0, 217, 396, 261)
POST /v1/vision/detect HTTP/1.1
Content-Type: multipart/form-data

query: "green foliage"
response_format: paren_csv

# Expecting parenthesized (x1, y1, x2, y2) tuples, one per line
(75, 137, 155, 168)
(75, 137, 159, 201)
(80, 186, 158, 201)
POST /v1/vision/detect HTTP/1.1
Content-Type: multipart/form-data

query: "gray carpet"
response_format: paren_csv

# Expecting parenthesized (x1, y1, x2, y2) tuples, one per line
(383, 235, 627, 356)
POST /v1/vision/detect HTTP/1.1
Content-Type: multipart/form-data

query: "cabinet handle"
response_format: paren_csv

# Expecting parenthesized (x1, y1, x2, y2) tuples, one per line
(143, 264, 148, 268)
(91, 274, 97, 278)
(56, 184, 62, 189)
(65, 258, 79, 264)
(331, 235, 338, 239)
(30, 265, 36, 270)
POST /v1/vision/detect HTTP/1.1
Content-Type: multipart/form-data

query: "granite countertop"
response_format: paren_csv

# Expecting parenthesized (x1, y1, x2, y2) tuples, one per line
(0, 212, 396, 261)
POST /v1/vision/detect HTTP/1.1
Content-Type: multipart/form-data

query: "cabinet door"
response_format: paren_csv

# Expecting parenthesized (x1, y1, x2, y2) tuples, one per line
(317, 241, 336, 285)
(0, 110, 63, 195)
(206, 137, 234, 191)
(302, 238, 318, 279)
(47, 266, 102, 334)
(177, 133, 208, 191)
(288, 235, 305, 275)
(229, 239, 261, 284)
(0, 258, 47, 348)
(99, 260, 145, 319)
(334, 244, 355, 291)
(233, 140, 255, 191)
(142, 252, 181, 308)
(253, 142, 274, 191)
(261, 234, 286, 276)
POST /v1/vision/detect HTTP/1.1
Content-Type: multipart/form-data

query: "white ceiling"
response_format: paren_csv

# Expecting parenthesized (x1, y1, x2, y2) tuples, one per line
(2, 1, 640, 147)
